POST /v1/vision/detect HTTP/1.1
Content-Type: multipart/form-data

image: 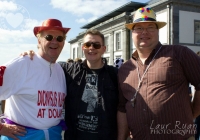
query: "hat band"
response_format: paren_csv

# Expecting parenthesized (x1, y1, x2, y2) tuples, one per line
(134, 17, 156, 22)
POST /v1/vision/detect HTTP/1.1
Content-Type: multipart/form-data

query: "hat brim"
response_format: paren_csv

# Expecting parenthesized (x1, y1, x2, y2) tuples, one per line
(34, 26, 70, 36)
(125, 21, 167, 30)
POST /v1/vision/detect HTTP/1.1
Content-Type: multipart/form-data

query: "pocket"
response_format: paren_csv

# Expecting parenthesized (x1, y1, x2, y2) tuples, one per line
(153, 58, 182, 84)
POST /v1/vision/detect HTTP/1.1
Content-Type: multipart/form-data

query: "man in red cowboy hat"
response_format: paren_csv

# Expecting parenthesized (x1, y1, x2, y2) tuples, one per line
(20, 29, 121, 140)
(0, 19, 70, 140)
(34, 18, 70, 63)
(118, 7, 200, 140)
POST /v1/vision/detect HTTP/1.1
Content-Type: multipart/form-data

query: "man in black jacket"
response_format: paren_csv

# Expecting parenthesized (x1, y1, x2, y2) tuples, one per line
(21, 29, 126, 140)
(59, 29, 122, 140)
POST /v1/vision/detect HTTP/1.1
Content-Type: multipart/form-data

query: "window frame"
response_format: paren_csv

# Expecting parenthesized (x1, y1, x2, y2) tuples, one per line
(115, 32, 121, 50)
(73, 48, 75, 59)
(194, 20, 200, 45)
(104, 36, 109, 52)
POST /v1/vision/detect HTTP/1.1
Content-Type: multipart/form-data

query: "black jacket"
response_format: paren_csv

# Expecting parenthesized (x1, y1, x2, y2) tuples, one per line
(59, 60, 119, 140)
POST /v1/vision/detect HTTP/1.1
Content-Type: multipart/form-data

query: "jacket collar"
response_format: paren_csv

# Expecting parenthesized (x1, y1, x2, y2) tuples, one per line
(82, 59, 108, 70)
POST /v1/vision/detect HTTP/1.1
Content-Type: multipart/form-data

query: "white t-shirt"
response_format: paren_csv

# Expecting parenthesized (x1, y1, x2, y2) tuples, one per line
(0, 53, 66, 129)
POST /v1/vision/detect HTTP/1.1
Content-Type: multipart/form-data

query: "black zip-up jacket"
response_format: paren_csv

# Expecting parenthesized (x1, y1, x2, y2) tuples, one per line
(59, 60, 118, 140)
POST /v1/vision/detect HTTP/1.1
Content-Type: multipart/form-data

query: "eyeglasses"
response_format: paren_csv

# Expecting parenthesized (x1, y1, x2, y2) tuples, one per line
(83, 42, 102, 49)
(132, 27, 157, 33)
(44, 35, 65, 42)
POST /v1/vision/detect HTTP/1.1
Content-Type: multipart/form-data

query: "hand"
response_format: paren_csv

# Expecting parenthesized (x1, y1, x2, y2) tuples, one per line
(0, 123, 26, 140)
(129, 131, 133, 139)
(20, 50, 35, 60)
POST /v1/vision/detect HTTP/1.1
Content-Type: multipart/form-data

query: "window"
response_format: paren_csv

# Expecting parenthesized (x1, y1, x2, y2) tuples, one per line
(115, 55, 121, 59)
(116, 32, 121, 50)
(73, 48, 75, 59)
(105, 36, 109, 52)
(81, 43, 84, 57)
(76, 46, 79, 57)
(77, 43, 82, 58)
(195, 21, 200, 44)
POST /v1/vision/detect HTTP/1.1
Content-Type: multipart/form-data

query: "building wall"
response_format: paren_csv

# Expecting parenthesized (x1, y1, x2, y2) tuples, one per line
(98, 13, 129, 64)
(175, 4, 200, 53)
(70, 42, 79, 59)
(69, 0, 200, 63)
(157, 11, 168, 44)
(187, 45, 200, 54)
(179, 10, 200, 44)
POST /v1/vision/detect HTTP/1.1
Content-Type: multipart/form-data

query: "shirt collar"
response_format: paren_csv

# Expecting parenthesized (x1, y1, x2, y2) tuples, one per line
(132, 42, 162, 61)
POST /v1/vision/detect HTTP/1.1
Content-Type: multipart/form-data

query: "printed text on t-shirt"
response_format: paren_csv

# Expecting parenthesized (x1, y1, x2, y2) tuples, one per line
(37, 90, 65, 118)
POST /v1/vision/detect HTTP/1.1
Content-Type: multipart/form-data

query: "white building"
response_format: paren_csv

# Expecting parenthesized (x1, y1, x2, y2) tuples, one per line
(69, 0, 200, 65)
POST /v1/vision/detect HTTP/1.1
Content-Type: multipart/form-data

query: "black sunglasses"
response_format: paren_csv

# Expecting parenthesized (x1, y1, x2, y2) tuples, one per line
(44, 35, 65, 42)
(83, 42, 102, 49)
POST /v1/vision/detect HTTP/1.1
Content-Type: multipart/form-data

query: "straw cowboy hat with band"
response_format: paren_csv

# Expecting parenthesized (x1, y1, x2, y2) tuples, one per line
(33, 19, 70, 36)
(125, 7, 166, 30)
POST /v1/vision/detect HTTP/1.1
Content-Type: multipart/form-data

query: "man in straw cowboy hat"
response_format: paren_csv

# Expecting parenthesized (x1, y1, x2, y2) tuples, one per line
(117, 7, 200, 140)
(0, 19, 70, 140)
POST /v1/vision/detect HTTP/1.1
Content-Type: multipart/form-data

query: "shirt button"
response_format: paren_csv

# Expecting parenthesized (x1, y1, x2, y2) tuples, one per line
(143, 109, 146, 111)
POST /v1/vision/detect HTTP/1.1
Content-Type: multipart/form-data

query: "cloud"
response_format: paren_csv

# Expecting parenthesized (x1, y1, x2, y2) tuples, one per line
(0, 1, 39, 65)
(24, 19, 41, 30)
(50, 0, 129, 21)
(0, 1, 41, 64)
(75, 16, 98, 23)
(0, 29, 32, 43)
(50, 0, 130, 27)
(0, 0, 132, 65)
(0, 1, 17, 11)
(0, 18, 40, 44)
(0, 0, 42, 44)
(0, 41, 70, 65)
(0, 1, 71, 65)
(88, 16, 99, 22)
(0, 43, 37, 65)
(0, 17, 69, 64)
(0, 1, 17, 19)
(75, 18, 87, 23)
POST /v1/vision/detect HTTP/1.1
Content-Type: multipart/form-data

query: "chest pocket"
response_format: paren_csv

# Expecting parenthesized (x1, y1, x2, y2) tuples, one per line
(152, 57, 184, 84)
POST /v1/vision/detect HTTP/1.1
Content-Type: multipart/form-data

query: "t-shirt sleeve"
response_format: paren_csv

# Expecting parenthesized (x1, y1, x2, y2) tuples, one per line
(0, 56, 27, 100)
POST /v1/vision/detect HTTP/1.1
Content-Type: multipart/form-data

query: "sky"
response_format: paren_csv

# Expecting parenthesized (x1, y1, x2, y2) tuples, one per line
(0, 0, 149, 65)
